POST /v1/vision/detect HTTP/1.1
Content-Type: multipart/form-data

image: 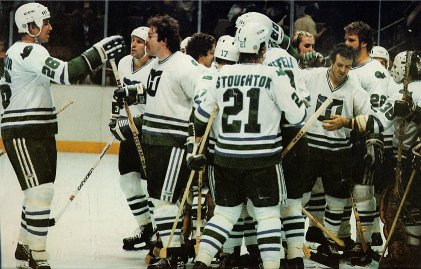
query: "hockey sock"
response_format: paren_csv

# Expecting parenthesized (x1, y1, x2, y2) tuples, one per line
(120, 172, 151, 226)
(243, 204, 258, 247)
(282, 198, 305, 259)
(196, 204, 242, 266)
(152, 200, 182, 248)
(338, 199, 352, 238)
(307, 178, 326, 228)
(222, 216, 244, 254)
(372, 204, 381, 234)
(254, 205, 282, 269)
(191, 186, 208, 238)
(19, 200, 29, 246)
(24, 183, 54, 258)
(324, 195, 348, 242)
(356, 197, 376, 243)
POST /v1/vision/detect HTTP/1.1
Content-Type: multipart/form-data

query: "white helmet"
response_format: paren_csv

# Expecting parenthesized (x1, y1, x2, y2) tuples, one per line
(180, 36, 192, 52)
(15, 3, 50, 34)
(236, 12, 284, 48)
(235, 22, 269, 54)
(215, 35, 239, 62)
(131, 26, 149, 41)
(370, 46, 389, 68)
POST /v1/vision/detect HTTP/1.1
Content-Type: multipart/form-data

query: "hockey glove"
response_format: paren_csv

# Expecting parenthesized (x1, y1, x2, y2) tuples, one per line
(82, 35, 126, 71)
(365, 133, 384, 169)
(186, 136, 207, 171)
(109, 116, 142, 141)
(301, 51, 325, 67)
(113, 84, 145, 105)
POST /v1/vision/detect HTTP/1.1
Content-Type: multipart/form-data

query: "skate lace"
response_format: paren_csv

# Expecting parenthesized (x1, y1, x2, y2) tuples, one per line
(37, 260, 49, 266)
(128, 225, 146, 240)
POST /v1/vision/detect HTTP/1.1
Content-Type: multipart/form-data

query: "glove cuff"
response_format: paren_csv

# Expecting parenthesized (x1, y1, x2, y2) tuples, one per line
(81, 47, 104, 72)
(92, 43, 108, 63)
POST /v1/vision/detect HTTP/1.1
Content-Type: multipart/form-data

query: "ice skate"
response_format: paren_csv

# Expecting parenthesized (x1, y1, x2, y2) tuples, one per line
(15, 243, 30, 269)
(122, 222, 155, 251)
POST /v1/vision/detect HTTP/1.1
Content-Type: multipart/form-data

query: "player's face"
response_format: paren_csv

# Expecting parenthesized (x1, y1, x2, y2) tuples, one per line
(37, 19, 52, 44)
(200, 44, 215, 68)
(330, 54, 353, 83)
(146, 27, 160, 57)
(344, 33, 361, 53)
(299, 36, 315, 55)
(373, 57, 387, 69)
(131, 36, 146, 59)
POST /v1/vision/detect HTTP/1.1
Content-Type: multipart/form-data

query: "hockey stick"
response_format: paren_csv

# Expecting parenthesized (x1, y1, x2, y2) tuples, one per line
(350, 191, 369, 253)
(302, 207, 345, 247)
(282, 97, 333, 158)
(194, 168, 204, 254)
(380, 168, 417, 262)
(160, 106, 218, 258)
(109, 59, 147, 176)
(0, 100, 74, 158)
(51, 135, 115, 225)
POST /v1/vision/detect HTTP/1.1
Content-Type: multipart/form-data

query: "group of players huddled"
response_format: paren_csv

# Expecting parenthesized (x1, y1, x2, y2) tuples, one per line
(1, 2, 420, 269)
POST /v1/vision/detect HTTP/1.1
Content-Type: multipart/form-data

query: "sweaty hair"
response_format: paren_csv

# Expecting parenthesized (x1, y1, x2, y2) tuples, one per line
(344, 21, 374, 52)
(292, 31, 314, 51)
(329, 43, 356, 64)
(185, 33, 216, 61)
(147, 15, 181, 53)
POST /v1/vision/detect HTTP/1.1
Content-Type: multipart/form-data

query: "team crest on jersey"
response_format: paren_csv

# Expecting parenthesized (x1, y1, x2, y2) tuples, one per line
(375, 71, 386, 79)
(191, 60, 198, 66)
(316, 94, 344, 121)
(20, 46, 33, 60)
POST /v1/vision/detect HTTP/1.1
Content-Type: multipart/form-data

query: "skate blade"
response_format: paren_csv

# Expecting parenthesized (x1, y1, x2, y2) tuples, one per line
(16, 260, 30, 269)
(123, 243, 149, 251)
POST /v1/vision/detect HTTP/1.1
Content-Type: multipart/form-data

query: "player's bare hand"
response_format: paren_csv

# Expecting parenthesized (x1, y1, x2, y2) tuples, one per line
(322, 115, 349, 131)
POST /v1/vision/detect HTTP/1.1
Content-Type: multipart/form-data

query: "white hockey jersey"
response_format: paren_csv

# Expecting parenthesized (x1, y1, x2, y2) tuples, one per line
(117, 55, 156, 116)
(142, 51, 201, 147)
(350, 58, 393, 148)
(195, 63, 306, 169)
(370, 81, 421, 155)
(1, 42, 71, 139)
(302, 68, 371, 151)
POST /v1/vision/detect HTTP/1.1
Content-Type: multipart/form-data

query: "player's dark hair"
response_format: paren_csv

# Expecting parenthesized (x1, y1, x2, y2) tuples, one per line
(215, 57, 236, 66)
(147, 15, 181, 53)
(239, 43, 266, 64)
(330, 43, 356, 64)
(185, 33, 216, 61)
(344, 21, 374, 52)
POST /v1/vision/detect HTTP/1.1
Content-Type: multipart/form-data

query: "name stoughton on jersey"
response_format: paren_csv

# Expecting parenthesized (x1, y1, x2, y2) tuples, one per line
(142, 51, 201, 147)
(1, 42, 71, 139)
(303, 67, 371, 151)
(195, 63, 306, 169)
(117, 55, 156, 117)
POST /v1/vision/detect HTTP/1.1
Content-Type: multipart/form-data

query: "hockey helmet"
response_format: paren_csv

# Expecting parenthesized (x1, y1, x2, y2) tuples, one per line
(215, 35, 239, 62)
(180, 36, 192, 52)
(236, 12, 284, 48)
(370, 46, 389, 68)
(131, 26, 149, 41)
(15, 3, 50, 34)
(235, 22, 269, 54)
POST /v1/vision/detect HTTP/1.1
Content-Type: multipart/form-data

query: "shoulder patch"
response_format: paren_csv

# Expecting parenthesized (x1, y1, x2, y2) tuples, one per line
(276, 68, 286, 76)
(202, 75, 213, 80)
(191, 60, 198, 66)
(375, 71, 386, 79)
(21, 46, 33, 60)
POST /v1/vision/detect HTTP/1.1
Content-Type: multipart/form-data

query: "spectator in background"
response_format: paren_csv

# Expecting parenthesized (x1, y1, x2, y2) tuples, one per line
(294, 4, 327, 40)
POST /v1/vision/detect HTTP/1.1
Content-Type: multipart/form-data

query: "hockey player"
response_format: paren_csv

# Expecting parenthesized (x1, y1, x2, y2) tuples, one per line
(344, 21, 391, 256)
(109, 26, 156, 251)
(114, 15, 202, 269)
(326, 50, 421, 268)
(192, 21, 306, 269)
(263, 36, 310, 269)
(0, 3, 125, 269)
(185, 33, 216, 69)
(291, 31, 325, 69)
(301, 43, 370, 267)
